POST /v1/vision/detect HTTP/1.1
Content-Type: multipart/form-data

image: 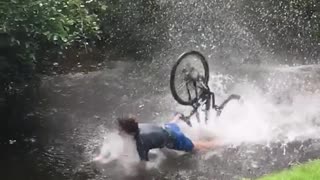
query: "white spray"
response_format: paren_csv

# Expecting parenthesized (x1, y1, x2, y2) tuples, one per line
(90, 64, 320, 175)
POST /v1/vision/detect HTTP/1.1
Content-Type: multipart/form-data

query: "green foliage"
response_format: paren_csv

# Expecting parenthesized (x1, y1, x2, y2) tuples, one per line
(257, 160, 320, 180)
(0, 0, 105, 63)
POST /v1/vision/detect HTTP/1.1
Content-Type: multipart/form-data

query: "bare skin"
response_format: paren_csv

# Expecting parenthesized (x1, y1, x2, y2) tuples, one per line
(170, 113, 221, 152)
(193, 140, 220, 151)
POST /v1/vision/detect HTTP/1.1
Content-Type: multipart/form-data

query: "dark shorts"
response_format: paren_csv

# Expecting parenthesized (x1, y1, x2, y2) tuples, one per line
(164, 123, 194, 152)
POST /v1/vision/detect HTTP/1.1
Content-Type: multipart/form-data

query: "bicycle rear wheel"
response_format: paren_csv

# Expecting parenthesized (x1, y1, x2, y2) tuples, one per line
(170, 51, 209, 106)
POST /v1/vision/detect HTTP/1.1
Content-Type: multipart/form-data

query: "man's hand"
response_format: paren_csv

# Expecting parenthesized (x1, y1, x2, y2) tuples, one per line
(171, 112, 192, 126)
(172, 112, 183, 122)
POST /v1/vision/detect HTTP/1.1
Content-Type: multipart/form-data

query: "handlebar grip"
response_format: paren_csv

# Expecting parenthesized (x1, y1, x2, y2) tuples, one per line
(230, 94, 241, 100)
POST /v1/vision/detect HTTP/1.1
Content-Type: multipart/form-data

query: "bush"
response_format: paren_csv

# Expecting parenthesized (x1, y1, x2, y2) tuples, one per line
(0, 0, 105, 63)
(0, 0, 108, 93)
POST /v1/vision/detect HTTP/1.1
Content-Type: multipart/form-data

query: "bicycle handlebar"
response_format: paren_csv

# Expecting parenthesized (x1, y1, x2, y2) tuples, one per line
(178, 93, 241, 126)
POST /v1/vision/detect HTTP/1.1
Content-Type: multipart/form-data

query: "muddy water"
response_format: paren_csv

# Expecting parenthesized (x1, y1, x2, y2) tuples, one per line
(3, 59, 320, 180)
(3, 60, 174, 180)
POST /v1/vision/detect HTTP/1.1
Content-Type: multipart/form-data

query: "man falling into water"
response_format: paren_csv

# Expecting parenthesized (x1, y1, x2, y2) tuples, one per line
(97, 113, 220, 162)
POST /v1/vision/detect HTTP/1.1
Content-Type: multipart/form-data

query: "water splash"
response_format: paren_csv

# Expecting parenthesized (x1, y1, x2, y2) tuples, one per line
(197, 64, 320, 145)
(89, 62, 320, 177)
(91, 130, 169, 177)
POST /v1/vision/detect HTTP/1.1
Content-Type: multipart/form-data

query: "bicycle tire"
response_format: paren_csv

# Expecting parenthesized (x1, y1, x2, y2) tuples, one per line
(170, 51, 209, 106)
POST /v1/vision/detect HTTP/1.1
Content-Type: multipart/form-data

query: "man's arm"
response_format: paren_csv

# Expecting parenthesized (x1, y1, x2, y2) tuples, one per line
(136, 139, 149, 161)
(92, 153, 117, 164)
(193, 139, 222, 152)
(170, 113, 192, 126)
(137, 149, 149, 161)
(170, 113, 183, 123)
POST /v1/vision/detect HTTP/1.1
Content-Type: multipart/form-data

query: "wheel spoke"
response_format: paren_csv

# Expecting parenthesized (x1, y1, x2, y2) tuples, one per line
(176, 82, 186, 91)
(186, 82, 193, 101)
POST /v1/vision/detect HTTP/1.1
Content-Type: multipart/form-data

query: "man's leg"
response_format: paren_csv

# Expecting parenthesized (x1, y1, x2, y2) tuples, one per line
(169, 113, 222, 152)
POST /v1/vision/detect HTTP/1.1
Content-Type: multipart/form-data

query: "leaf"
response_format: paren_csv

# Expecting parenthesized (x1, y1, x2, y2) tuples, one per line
(15, 39, 20, 45)
(29, 53, 36, 62)
(61, 37, 68, 42)
(63, 26, 70, 32)
(67, 19, 75, 25)
(43, 31, 50, 36)
(101, 5, 108, 11)
(53, 35, 58, 41)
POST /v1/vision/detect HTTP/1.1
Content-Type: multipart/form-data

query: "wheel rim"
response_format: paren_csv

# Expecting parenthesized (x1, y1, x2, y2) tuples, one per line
(170, 51, 209, 106)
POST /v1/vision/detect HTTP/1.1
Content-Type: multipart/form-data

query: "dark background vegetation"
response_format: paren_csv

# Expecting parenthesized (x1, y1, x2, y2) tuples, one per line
(0, 0, 320, 99)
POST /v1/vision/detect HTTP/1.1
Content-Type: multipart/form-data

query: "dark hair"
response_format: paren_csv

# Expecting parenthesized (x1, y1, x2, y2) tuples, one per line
(117, 117, 139, 135)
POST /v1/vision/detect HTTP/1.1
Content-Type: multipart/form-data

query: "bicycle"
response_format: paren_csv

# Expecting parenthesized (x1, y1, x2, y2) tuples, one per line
(170, 50, 241, 126)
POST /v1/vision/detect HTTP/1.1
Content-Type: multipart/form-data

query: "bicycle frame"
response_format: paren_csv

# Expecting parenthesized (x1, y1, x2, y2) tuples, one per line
(181, 75, 240, 126)
(170, 50, 240, 126)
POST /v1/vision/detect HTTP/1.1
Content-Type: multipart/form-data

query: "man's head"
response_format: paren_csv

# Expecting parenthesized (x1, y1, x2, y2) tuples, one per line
(117, 117, 139, 136)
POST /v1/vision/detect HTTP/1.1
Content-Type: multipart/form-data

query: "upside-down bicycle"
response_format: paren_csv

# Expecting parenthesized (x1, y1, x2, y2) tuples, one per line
(170, 50, 241, 126)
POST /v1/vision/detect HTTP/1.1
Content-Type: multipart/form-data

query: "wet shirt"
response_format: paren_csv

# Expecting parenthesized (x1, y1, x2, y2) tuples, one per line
(135, 123, 169, 161)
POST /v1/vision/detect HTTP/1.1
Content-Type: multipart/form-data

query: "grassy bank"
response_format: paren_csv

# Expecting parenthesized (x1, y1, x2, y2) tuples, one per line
(257, 160, 320, 180)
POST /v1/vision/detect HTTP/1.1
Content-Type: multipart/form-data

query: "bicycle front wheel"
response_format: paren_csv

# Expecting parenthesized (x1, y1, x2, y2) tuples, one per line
(170, 51, 209, 106)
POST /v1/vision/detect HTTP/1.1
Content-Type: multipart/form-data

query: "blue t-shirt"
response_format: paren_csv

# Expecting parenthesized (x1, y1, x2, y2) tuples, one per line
(135, 123, 194, 161)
